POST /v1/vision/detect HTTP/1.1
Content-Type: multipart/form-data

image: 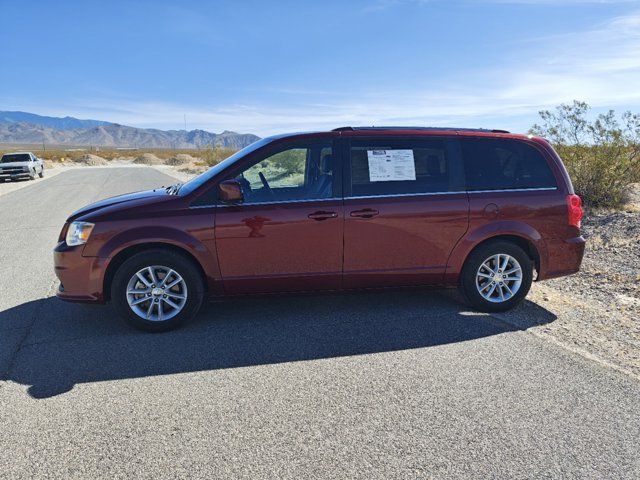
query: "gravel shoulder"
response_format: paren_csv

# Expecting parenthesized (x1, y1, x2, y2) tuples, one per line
(498, 186, 640, 378)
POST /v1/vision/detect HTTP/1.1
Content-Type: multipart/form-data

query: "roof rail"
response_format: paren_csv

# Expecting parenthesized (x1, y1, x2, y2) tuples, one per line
(332, 126, 510, 133)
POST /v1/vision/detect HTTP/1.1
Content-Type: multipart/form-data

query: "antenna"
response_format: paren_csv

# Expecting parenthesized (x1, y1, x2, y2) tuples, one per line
(184, 114, 187, 132)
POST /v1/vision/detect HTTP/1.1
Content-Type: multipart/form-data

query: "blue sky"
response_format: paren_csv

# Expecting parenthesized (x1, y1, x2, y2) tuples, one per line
(1, 0, 639, 135)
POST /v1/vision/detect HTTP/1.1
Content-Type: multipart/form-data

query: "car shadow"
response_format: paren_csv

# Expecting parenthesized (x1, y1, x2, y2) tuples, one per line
(1, 289, 557, 399)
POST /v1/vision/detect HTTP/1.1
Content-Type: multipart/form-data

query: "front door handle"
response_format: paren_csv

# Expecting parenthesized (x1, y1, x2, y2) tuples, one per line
(350, 208, 379, 219)
(308, 211, 338, 221)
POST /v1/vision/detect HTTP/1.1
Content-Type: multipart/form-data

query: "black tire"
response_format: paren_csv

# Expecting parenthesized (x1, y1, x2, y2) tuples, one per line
(38, 169, 44, 178)
(459, 240, 533, 312)
(111, 249, 205, 332)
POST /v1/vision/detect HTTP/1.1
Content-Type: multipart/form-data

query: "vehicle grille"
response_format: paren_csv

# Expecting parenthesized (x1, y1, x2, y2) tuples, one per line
(0, 166, 27, 174)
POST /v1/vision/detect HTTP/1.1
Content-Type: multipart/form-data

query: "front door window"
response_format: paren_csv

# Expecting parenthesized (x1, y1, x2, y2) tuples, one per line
(234, 144, 334, 203)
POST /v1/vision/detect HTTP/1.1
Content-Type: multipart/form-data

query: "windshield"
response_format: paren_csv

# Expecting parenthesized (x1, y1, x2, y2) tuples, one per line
(179, 137, 273, 195)
(1, 153, 31, 163)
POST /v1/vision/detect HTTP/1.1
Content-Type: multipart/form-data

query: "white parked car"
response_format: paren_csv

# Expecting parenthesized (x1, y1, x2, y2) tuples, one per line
(0, 152, 44, 181)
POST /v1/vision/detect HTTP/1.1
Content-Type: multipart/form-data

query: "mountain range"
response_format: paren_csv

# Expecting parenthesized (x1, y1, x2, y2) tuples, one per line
(0, 111, 260, 149)
(0, 111, 112, 130)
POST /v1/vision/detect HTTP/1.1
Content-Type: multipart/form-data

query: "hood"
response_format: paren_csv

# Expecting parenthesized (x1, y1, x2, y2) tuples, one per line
(68, 188, 170, 221)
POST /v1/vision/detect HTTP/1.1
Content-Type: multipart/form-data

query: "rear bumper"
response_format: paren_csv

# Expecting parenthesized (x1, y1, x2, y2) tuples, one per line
(53, 242, 108, 303)
(538, 236, 586, 280)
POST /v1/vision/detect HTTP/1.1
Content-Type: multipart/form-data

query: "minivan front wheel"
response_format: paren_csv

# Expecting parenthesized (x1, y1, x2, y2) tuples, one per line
(460, 241, 533, 312)
(111, 249, 204, 332)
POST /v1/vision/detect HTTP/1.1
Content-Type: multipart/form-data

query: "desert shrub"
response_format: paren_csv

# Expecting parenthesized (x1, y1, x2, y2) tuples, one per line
(133, 153, 163, 165)
(530, 101, 640, 208)
(200, 146, 236, 166)
(0, 146, 239, 164)
(268, 149, 306, 175)
(167, 154, 196, 166)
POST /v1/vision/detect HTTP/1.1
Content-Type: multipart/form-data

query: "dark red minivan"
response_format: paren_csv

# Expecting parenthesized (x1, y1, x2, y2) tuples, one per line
(54, 127, 585, 331)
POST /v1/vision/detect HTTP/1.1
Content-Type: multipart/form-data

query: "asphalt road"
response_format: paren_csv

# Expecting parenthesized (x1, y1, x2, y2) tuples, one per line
(1, 167, 639, 479)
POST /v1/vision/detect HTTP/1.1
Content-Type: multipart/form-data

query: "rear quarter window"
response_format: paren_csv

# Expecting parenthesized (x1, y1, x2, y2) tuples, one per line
(460, 138, 556, 191)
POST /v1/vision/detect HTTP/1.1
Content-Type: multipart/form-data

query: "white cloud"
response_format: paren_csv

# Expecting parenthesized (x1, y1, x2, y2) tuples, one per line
(5, 10, 640, 136)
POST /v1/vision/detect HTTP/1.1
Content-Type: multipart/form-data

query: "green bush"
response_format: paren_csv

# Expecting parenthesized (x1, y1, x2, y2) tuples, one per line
(200, 145, 236, 166)
(530, 101, 640, 208)
(267, 149, 306, 174)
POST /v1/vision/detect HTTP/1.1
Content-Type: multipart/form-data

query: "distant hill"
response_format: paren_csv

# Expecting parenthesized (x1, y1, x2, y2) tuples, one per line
(0, 112, 260, 149)
(0, 111, 112, 130)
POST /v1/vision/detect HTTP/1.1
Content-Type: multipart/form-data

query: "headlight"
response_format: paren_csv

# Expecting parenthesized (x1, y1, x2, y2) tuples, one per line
(66, 221, 94, 246)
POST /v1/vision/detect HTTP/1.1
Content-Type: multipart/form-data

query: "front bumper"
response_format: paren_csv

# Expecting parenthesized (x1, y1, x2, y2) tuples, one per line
(538, 236, 586, 280)
(54, 242, 109, 303)
(0, 172, 31, 181)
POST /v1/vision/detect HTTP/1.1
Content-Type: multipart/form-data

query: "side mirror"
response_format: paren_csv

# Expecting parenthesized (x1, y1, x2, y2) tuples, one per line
(218, 179, 243, 203)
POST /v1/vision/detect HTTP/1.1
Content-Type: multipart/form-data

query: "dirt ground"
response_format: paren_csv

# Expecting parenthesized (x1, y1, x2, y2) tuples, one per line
(44, 153, 208, 177)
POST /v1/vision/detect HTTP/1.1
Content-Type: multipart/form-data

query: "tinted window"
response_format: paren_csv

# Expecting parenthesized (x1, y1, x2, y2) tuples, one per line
(350, 139, 452, 197)
(231, 142, 334, 203)
(461, 139, 556, 191)
(1, 154, 31, 163)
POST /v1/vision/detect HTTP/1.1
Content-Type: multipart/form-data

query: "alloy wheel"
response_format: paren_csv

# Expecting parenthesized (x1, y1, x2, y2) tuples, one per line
(475, 254, 523, 303)
(126, 265, 188, 321)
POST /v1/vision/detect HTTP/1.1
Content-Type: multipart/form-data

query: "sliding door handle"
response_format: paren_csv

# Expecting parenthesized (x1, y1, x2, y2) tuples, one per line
(350, 208, 379, 219)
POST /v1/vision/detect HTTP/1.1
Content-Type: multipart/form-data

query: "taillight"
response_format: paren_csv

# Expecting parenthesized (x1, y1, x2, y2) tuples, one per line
(567, 194, 583, 228)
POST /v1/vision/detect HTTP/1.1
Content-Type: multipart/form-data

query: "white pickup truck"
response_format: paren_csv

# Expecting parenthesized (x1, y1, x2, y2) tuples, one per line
(0, 152, 44, 181)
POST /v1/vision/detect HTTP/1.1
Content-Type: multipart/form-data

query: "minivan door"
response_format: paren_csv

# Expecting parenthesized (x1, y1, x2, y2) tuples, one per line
(343, 137, 468, 288)
(215, 138, 343, 294)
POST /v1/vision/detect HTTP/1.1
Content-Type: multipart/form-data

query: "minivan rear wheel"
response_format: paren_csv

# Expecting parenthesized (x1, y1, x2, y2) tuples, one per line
(460, 241, 533, 312)
(111, 249, 205, 332)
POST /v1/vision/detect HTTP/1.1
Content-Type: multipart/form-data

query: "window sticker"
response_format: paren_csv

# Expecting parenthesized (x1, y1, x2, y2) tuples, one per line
(366, 149, 416, 182)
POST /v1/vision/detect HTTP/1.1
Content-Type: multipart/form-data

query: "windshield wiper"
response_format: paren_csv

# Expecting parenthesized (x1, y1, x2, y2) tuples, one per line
(165, 183, 183, 195)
